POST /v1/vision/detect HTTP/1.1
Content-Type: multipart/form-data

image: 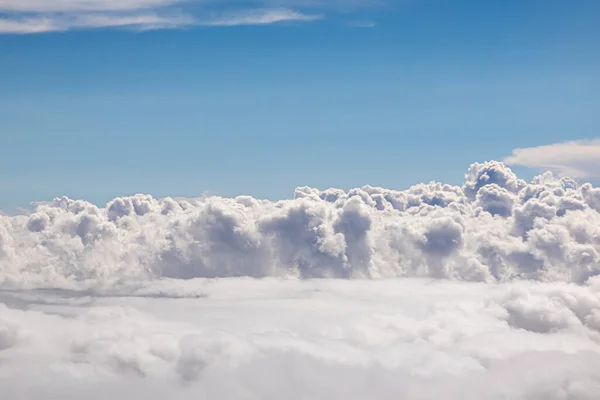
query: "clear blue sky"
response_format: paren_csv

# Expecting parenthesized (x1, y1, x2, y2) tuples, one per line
(1, 0, 599, 211)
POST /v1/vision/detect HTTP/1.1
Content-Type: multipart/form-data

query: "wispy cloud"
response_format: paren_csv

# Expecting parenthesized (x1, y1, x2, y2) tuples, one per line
(0, 17, 57, 33)
(0, 13, 195, 33)
(201, 8, 322, 26)
(0, 0, 185, 12)
(346, 20, 376, 28)
(504, 138, 600, 180)
(0, 0, 326, 33)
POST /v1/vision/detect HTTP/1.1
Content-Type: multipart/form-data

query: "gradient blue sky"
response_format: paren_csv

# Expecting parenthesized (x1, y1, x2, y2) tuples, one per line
(1, 0, 599, 211)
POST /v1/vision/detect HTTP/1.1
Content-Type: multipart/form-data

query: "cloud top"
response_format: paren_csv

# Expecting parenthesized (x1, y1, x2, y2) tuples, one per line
(2, 160, 600, 290)
(2, 278, 600, 399)
(3, 159, 600, 399)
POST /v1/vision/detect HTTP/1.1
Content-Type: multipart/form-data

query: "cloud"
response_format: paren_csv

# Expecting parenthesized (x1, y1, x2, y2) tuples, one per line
(346, 20, 376, 27)
(3, 160, 600, 289)
(504, 139, 600, 180)
(0, 0, 186, 12)
(0, 0, 324, 33)
(0, 13, 195, 33)
(202, 8, 322, 26)
(0, 16, 58, 33)
(3, 161, 600, 398)
(2, 279, 600, 399)
(0, 8, 322, 33)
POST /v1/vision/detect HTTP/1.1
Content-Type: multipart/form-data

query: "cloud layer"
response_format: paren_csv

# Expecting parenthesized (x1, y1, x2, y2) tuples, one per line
(2, 160, 600, 290)
(3, 160, 600, 398)
(2, 278, 600, 399)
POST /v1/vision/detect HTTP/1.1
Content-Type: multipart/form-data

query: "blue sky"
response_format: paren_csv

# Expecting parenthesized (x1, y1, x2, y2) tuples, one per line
(1, 0, 599, 211)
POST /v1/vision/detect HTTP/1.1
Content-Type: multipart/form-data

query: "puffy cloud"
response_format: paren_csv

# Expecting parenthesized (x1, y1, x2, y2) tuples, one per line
(1, 279, 600, 399)
(3, 162, 600, 398)
(3, 160, 600, 288)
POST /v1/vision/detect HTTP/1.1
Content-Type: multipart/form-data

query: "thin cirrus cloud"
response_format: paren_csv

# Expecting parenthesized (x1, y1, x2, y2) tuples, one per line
(0, 0, 188, 12)
(504, 138, 600, 180)
(203, 8, 322, 26)
(0, 0, 324, 33)
(0, 13, 196, 33)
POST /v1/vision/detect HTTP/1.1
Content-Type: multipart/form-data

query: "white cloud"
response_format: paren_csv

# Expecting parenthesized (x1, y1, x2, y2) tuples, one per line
(202, 8, 321, 26)
(0, 8, 322, 33)
(0, 16, 58, 33)
(1, 279, 600, 399)
(0, 0, 186, 12)
(74, 12, 196, 28)
(504, 139, 600, 180)
(0, 0, 324, 33)
(3, 161, 600, 398)
(0, 13, 195, 33)
(2, 160, 600, 288)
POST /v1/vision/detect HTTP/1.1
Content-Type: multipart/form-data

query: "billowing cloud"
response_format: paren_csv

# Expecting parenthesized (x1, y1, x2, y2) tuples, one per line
(504, 138, 600, 180)
(3, 160, 600, 398)
(2, 160, 600, 288)
(2, 279, 600, 399)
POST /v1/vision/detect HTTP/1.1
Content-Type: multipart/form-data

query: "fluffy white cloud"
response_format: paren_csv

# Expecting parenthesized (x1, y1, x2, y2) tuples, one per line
(2, 279, 600, 399)
(3, 161, 600, 398)
(504, 138, 600, 180)
(3, 161, 600, 288)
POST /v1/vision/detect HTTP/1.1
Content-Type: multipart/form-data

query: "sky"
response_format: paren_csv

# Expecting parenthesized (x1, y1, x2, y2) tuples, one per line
(2, 3, 600, 396)
(1, 0, 600, 211)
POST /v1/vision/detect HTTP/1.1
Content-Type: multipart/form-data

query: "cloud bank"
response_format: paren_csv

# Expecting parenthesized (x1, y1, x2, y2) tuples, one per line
(3, 160, 600, 398)
(2, 279, 600, 399)
(2, 160, 600, 289)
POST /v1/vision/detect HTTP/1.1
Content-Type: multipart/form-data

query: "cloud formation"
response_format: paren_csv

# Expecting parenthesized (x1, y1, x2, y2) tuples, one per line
(505, 138, 600, 180)
(1, 160, 600, 289)
(204, 8, 321, 26)
(0, 13, 196, 33)
(3, 160, 600, 398)
(2, 278, 600, 399)
(0, 0, 185, 12)
(0, 0, 324, 33)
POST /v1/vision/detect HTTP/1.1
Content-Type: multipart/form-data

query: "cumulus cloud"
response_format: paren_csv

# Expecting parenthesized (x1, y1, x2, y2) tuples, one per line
(3, 160, 600, 398)
(504, 138, 600, 180)
(2, 279, 600, 399)
(3, 160, 600, 288)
